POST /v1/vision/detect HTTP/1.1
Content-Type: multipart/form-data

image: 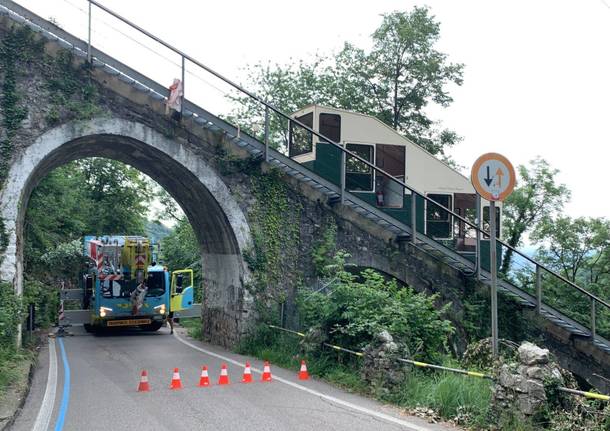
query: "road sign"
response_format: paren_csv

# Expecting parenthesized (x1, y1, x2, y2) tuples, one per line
(471, 153, 516, 202)
(471, 152, 515, 359)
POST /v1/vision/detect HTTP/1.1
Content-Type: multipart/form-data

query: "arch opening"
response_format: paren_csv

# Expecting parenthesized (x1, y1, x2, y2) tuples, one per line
(0, 118, 253, 346)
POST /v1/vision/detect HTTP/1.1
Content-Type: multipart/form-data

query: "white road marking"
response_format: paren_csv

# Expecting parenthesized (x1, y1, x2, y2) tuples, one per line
(173, 332, 430, 431)
(32, 337, 58, 431)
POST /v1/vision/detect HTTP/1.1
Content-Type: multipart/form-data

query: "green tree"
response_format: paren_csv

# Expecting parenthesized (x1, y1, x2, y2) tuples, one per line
(500, 158, 570, 274)
(160, 217, 202, 302)
(231, 7, 463, 157)
(24, 164, 88, 277)
(79, 158, 151, 235)
(531, 217, 610, 336)
(335, 8, 464, 155)
(532, 217, 610, 283)
(24, 158, 153, 281)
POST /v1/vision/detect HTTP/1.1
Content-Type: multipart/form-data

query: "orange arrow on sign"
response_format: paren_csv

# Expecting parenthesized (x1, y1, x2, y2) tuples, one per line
(495, 168, 504, 188)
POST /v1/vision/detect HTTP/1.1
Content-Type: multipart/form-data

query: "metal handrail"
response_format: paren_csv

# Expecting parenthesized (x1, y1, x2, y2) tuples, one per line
(10, 0, 602, 320)
(85, 1, 609, 314)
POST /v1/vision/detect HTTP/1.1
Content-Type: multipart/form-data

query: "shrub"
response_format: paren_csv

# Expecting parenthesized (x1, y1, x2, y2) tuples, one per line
(23, 279, 59, 330)
(0, 282, 22, 346)
(299, 252, 454, 361)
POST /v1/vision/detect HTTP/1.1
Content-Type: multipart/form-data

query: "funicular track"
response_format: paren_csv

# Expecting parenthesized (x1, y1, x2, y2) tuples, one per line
(1, 0, 608, 376)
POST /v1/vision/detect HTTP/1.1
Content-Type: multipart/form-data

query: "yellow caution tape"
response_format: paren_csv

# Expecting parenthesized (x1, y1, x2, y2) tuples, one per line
(355, 352, 364, 357)
(412, 361, 428, 368)
(584, 392, 610, 401)
(331, 345, 341, 350)
(296, 332, 305, 337)
(467, 371, 486, 378)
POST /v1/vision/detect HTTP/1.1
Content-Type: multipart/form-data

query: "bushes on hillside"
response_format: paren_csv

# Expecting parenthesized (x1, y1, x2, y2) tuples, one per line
(0, 282, 21, 346)
(298, 252, 454, 361)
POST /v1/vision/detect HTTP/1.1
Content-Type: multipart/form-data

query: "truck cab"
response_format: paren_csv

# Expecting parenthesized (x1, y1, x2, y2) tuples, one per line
(82, 235, 194, 331)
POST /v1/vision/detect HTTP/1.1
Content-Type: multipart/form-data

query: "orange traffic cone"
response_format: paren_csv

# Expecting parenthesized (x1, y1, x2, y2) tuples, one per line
(298, 360, 309, 380)
(241, 361, 253, 383)
(261, 361, 272, 382)
(218, 363, 230, 385)
(170, 368, 183, 390)
(137, 370, 150, 392)
(198, 366, 211, 387)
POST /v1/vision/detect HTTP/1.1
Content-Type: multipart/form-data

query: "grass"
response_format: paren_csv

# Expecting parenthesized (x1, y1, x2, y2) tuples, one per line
(177, 317, 202, 341)
(389, 370, 492, 426)
(234, 325, 500, 428)
(0, 345, 34, 400)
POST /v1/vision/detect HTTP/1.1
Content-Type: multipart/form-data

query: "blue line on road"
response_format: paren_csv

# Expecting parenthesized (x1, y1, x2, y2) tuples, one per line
(54, 338, 71, 431)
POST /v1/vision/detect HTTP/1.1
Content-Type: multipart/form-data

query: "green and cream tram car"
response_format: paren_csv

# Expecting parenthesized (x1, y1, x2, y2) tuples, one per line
(289, 104, 501, 269)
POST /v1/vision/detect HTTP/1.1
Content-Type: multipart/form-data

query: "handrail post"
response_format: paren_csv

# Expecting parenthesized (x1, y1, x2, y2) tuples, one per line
(536, 265, 542, 314)
(87, 0, 92, 63)
(180, 55, 185, 117)
(476, 194, 481, 280)
(264, 106, 270, 162)
(340, 149, 346, 204)
(591, 298, 597, 340)
(411, 192, 417, 245)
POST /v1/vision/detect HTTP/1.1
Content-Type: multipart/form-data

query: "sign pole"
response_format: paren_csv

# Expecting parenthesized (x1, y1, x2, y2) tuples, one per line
(489, 200, 498, 357)
(471, 152, 515, 360)
(475, 194, 481, 280)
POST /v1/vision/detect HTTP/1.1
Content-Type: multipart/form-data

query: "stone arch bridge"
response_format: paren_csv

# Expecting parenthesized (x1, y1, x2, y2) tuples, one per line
(0, 0, 607, 391)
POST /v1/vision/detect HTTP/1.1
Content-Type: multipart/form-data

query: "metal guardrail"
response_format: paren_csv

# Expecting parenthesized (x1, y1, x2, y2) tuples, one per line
(267, 325, 609, 401)
(2, 0, 607, 346)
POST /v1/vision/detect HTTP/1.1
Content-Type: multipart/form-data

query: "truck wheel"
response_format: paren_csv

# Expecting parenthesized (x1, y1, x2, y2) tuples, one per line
(142, 322, 163, 332)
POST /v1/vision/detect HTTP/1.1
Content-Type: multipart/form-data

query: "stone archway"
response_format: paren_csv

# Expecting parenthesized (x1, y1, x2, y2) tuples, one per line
(0, 117, 253, 346)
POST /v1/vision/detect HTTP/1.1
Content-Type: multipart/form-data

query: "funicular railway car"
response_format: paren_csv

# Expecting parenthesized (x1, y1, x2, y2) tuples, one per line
(289, 105, 501, 269)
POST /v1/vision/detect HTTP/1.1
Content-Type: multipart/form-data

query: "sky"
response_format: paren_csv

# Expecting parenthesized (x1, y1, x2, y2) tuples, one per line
(16, 0, 610, 220)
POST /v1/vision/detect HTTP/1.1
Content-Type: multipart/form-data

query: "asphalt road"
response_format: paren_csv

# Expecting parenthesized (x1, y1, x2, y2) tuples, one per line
(11, 326, 457, 431)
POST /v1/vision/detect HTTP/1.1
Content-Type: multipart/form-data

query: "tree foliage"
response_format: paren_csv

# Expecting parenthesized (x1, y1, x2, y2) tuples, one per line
(533, 217, 610, 284)
(160, 217, 202, 302)
(299, 252, 454, 361)
(231, 7, 463, 157)
(531, 217, 610, 338)
(500, 158, 570, 274)
(24, 158, 152, 280)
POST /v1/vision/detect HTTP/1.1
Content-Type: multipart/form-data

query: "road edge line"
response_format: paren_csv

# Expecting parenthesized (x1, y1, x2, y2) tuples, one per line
(53, 338, 71, 431)
(173, 332, 430, 431)
(32, 337, 58, 431)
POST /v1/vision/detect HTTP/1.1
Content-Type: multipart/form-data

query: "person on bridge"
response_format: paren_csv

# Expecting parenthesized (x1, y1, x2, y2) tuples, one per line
(130, 280, 148, 315)
(166, 78, 183, 121)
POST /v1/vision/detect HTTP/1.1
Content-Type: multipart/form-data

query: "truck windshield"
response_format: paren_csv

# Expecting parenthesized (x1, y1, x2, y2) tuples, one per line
(99, 272, 165, 298)
(146, 271, 165, 297)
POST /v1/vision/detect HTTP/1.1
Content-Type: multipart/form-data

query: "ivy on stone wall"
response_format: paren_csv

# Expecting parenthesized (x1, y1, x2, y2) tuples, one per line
(0, 26, 41, 187)
(243, 169, 301, 317)
(0, 25, 102, 261)
(311, 215, 337, 275)
(44, 50, 101, 124)
(0, 26, 44, 259)
(461, 278, 542, 344)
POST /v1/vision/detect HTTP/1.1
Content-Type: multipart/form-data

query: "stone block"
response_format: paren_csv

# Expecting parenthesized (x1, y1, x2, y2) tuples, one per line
(518, 342, 550, 365)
